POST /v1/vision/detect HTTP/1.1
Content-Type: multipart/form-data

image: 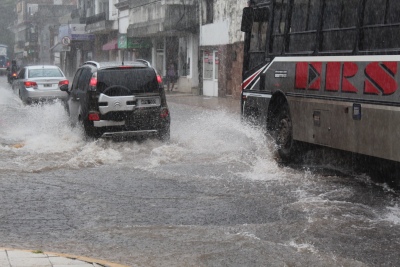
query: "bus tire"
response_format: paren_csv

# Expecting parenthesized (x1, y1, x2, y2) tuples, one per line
(272, 102, 294, 161)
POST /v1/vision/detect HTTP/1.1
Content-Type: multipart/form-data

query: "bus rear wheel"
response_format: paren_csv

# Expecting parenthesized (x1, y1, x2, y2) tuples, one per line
(272, 103, 295, 161)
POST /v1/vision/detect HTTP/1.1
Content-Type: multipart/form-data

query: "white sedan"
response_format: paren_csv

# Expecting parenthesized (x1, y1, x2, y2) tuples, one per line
(13, 65, 69, 104)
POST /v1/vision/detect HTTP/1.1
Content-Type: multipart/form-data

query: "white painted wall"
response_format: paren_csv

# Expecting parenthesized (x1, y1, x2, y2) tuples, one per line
(201, 0, 246, 45)
(118, 9, 129, 33)
(110, 0, 118, 20)
(200, 20, 229, 46)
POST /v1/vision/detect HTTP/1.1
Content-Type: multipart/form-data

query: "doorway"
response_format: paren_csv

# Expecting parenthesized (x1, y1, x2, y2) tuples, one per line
(202, 50, 218, 96)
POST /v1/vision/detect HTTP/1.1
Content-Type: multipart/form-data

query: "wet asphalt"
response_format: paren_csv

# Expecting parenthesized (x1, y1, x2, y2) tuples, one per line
(0, 78, 399, 266)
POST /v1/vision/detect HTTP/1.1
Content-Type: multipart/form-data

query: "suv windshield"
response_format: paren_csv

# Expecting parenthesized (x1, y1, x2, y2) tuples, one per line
(97, 68, 159, 94)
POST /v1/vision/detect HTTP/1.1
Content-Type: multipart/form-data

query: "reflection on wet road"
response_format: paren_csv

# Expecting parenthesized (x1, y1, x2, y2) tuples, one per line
(0, 77, 399, 266)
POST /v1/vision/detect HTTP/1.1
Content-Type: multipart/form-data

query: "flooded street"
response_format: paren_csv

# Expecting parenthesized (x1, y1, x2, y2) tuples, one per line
(0, 76, 400, 267)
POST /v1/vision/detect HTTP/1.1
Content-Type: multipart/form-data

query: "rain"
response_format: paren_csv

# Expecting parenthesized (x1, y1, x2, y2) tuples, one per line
(0, 0, 400, 266)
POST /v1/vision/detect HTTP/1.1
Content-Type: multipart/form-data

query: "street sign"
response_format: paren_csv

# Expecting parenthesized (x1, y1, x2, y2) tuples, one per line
(61, 36, 71, 45)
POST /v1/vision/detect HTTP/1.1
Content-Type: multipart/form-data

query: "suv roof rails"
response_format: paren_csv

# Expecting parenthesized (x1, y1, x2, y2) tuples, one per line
(83, 61, 100, 68)
(135, 59, 151, 67)
(82, 60, 151, 69)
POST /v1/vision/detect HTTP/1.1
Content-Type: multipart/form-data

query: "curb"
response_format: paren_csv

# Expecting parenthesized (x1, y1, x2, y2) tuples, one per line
(0, 247, 130, 267)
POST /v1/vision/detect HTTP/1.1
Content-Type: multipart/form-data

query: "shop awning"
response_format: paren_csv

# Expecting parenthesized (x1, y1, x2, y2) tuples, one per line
(102, 39, 118, 50)
(50, 43, 70, 52)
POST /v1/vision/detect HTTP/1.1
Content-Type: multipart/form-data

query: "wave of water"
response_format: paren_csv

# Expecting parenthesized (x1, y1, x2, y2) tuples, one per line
(0, 82, 281, 178)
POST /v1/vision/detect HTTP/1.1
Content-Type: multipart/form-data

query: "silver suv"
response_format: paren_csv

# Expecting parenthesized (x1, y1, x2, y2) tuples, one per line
(61, 60, 170, 140)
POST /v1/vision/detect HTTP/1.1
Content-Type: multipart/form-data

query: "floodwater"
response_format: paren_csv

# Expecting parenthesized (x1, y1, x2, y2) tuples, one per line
(0, 76, 400, 266)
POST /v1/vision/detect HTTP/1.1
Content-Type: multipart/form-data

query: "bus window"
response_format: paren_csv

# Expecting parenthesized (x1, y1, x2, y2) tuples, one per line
(387, 1, 400, 23)
(248, 8, 269, 70)
(288, 0, 321, 54)
(363, 0, 385, 26)
(250, 21, 268, 52)
(249, 8, 269, 52)
(320, 0, 358, 52)
(0, 56, 6, 68)
(361, 0, 400, 51)
(271, 0, 288, 55)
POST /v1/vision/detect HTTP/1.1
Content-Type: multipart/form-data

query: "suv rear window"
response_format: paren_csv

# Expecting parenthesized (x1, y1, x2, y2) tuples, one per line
(97, 68, 159, 94)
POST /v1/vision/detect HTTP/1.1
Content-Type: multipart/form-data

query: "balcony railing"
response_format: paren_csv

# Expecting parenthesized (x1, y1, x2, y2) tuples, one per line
(163, 5, 198, 32)
(85, 12, 108, 25)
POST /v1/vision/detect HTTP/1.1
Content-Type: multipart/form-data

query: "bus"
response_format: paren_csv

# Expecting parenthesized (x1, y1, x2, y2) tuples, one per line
(0, 44, 8, 75)
(240, 0, 400, 184)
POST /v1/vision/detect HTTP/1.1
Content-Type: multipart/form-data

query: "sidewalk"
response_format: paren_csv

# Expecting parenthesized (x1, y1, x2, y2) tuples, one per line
(165, 90, 241, 114)
(0, 248, 128, 267)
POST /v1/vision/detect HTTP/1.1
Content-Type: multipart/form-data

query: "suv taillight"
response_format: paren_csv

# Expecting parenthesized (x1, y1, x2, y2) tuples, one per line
(89, 72, 97, 91)
(88, 112, 100, 121)
(160, 108, 169, 118)
(157, 75, 163, 84)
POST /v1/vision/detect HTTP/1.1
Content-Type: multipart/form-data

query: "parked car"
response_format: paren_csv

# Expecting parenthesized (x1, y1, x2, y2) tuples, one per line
(61, 60, 170, 140)
(13, 65, 69, 104)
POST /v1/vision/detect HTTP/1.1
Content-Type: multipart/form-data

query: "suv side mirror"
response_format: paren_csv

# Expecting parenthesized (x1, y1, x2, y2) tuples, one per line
(60, 84, 69, 92)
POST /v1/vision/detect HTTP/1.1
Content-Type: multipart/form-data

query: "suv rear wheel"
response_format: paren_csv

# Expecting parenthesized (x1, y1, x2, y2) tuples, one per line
(158, 127, 170, 142)
(80, 115, 102, 138)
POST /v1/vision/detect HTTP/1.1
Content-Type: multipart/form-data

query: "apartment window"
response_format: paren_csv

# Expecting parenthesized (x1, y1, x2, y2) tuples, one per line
(202, 0, 213, 24)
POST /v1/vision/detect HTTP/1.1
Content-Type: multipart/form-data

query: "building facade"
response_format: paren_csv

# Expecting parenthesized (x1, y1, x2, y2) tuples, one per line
(12, 0, 76, 66)
(200, 0, 245, 99)
(11, 0, 246, 99)
(121, 0, 200, 93)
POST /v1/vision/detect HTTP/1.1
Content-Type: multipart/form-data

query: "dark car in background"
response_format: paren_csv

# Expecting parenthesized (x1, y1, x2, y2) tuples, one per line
(61, 60, 170, 140)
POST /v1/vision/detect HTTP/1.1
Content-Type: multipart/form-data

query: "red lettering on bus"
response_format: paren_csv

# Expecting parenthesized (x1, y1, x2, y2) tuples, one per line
(325, 62, 341, 91)
(341, 62, 358, 93)
(295, 62, 308, 89)
(295, 62, 321, 90)
(309, 63, 322, 90)
(364, 62, 398, 95)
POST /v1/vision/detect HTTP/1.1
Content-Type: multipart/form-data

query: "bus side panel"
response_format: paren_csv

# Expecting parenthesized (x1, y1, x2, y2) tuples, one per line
(262, 57, 400, 163)
(242, 62, 272, 125)
(288, 97, 400, 162)
(348, 103, 400, 161)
